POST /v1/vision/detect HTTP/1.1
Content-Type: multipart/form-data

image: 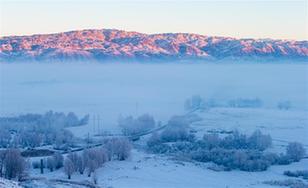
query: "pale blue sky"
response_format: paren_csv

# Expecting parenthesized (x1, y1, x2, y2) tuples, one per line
(0, 0, 307, 40)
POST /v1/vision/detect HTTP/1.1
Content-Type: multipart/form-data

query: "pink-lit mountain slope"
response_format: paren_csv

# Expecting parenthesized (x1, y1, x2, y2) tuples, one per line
(0, 29, 307, 62)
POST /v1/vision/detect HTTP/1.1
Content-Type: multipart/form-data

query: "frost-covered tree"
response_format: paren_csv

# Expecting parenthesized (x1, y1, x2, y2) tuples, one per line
(80, 114, 90, 125)
(0, 150, 6, 177)
(105, 138, 132, 160)
(0, 130, 11, 148)
(3, 149, 26, 180)
(52, 152, 64, 169)
(248, 130, 272, 151)
(66, 112, 79, 127)
(184, 95, 205, 111)
(286, 142, 306, 162)
(76, 155, 85, 175)
(46, 157, 55, 172)
(54, 129, 74, 149)
(118, 114, 155, 136)
(64, 158, 75, 179)
(67, 152, 79, 171)
(160, 116, 193, 142)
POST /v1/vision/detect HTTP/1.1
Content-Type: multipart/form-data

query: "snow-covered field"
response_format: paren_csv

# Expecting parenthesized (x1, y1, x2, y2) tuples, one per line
(27, 149, 308, 188)
(0, 62, 308, 187)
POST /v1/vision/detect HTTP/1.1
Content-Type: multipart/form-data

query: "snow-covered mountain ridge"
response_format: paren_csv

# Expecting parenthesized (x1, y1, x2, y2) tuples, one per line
(0, 29, 307, 61)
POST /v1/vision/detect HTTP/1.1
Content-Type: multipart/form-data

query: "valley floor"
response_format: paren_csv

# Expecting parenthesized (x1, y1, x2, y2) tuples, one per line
(26, 107, 308, 188)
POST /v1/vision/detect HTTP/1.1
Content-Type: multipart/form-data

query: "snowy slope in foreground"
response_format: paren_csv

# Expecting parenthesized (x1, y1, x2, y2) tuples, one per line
(0, 178, 21, 188)
(27, 149, 308, 188)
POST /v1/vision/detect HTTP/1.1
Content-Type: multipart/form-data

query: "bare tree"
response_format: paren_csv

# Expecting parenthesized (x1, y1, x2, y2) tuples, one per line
(63, 158, 75, 179)
(46, 157, 55, 172)
(52, 152, 63, 169)
(77, 155, 85, 174)
(67, 152, 79, 171)
(92, 171, 98, 184)
(0, 150, 7, 177)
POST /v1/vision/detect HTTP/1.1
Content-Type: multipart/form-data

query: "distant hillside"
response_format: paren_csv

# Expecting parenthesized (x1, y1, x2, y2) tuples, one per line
(0, 29, 307, 62)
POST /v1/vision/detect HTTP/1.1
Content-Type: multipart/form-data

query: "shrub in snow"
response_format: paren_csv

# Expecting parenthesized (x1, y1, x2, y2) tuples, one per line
(219, 130, 272, 151)
(264, 179, 308, 188)
(118, 114, 155, 136)
(202, 133, 221, 150)
(284, 170, 308, 180)
(286, 142, 306, 162)
(277, 101, 291, 110)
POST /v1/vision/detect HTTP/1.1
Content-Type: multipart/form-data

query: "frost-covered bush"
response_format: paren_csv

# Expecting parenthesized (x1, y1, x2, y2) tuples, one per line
(284, 170, 308, 180)
(104, 138, 132, 160)
(160, 116, 194, 142)
(191, 148, 271, 171)
(118, 114, 155, 136)
(277, 101, 292, 110)
(202, 133, 221, 149)
(264, 179, 308, 188)
(286, 142, 306, 162)
(220, 130, 272, 151)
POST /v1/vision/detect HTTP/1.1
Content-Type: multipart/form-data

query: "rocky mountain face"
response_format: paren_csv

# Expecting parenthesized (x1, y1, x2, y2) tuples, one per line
(0, 29, 307, 62)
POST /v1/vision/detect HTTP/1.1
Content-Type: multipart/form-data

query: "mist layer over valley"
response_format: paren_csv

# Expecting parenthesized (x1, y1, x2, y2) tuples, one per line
(1, 62, 307, 116)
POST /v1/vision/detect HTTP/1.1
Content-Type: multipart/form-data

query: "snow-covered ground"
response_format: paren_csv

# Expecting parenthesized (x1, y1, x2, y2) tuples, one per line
(27, 148, 308, 188)
(0, 178, 21, 188)
(192, 108, 308, 152)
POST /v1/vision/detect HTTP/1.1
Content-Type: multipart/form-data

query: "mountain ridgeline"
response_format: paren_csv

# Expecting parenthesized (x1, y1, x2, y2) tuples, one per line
(0, 29, 307, 62)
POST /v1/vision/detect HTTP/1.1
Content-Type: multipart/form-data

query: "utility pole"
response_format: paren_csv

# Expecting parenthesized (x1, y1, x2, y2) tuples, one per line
(97, 114, 100, 135)
(93, 114, 96, 133)
(135, 102, 139, 116)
